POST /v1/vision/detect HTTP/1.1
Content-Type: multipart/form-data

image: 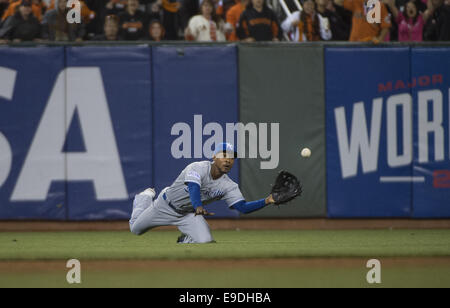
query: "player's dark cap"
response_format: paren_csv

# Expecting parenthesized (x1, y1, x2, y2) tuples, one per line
(214, 142, 237, 158)
(20, 0, 32, 7)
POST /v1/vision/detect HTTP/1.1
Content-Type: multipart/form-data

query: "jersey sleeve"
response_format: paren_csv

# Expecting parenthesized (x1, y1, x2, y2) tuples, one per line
(222, 183, 245, 208)
(184, 163, 207, 186)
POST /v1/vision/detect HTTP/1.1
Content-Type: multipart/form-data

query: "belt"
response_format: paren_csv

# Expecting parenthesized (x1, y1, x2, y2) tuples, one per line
(163, 193, 186, 215)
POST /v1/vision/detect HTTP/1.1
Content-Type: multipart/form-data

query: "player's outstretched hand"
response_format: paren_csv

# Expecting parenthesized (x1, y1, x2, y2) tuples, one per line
(195, 206, 215, 216)
(265, 195, 276, 205)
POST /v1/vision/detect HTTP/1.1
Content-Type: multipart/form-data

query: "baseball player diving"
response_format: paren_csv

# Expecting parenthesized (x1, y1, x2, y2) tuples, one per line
(129, 142, 301, 244)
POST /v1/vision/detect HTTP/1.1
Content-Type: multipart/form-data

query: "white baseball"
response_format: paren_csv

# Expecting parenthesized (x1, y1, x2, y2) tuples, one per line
(301, 148, 311, 158)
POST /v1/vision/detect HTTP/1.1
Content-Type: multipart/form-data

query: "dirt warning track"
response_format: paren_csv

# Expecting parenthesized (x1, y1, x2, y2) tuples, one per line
(1, 257, 450, 273)
(1, 219, 450, 232)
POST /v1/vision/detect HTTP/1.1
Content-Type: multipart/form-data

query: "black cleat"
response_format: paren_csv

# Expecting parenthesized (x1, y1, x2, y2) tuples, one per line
(177, 234, 187, 243)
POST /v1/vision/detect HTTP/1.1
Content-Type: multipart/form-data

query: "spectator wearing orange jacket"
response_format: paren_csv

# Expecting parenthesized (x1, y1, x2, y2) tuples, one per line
(226, 0, 248, 41)
(334, 0, 391, 42)
(0, 0, 41, 41)
(2, 0, 46, 21)
(0, 0, 10, 21)
(3, 0, 95, 22)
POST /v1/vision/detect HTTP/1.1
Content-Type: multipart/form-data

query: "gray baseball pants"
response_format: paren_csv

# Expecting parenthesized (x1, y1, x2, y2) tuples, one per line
(129, 189, 214, 244)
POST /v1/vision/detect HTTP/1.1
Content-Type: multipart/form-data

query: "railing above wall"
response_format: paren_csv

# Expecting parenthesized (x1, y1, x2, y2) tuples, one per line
(1, 41, 450, 48)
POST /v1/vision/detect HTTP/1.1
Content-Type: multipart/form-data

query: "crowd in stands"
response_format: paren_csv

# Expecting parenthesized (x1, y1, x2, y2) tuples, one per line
(0, 0, 448, 43)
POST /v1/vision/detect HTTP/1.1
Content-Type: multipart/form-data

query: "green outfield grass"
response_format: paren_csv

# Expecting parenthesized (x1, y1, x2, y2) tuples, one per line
(0, 229, 450, 260)
(0, 229, 449, 288)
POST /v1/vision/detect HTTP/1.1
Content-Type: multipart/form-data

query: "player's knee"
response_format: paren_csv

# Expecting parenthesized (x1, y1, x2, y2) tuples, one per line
(132, 230, 143, 236)
(130, 224, 144, 236)
(195, 234, 214, 244)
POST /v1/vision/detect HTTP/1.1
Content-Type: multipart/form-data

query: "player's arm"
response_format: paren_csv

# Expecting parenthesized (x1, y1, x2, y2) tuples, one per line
(231, 196, 275, 214)
(224, 183, 275, 214)
(187, 182, 214, 216)
(185, 165, 214, 216)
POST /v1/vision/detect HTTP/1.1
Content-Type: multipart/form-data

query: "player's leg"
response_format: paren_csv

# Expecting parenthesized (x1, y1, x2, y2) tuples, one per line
(130, 190, 181, 235)
(129, 188, 156, 229)
(130, 201, 162, 235)
(175, 213, 215, 244)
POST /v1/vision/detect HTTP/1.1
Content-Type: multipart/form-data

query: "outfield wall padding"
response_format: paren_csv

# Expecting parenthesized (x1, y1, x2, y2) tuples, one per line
(1, 44, 450, 220)
(152, 46, 240, 218)
(411, 48, 450, 218)
(65, 46, 153, 220)
(325, 47, 413, 218)
(239, 45, 327, 218)
(0, 47, 67, 219)
(325, 47, 450, 218)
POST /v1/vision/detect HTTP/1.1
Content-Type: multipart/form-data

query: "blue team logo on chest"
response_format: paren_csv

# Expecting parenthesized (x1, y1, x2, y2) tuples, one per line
(205, 190, 225, 199)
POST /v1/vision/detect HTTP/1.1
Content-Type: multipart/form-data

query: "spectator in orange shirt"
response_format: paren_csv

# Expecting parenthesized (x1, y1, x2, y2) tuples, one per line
(226, 0, 248, 40)
(2, 0, 46, 21)
(3, 0, 95, 23)
(334, 0, 391, 42)
(222, 0, 238, 17)
(80, 1, 95, 22)
(0, 0, 10, 22)
(0, 0, 41, 42)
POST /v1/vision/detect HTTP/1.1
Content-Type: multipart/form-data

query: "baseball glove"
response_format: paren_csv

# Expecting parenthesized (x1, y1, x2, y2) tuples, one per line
(270, 171, 302, 205)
